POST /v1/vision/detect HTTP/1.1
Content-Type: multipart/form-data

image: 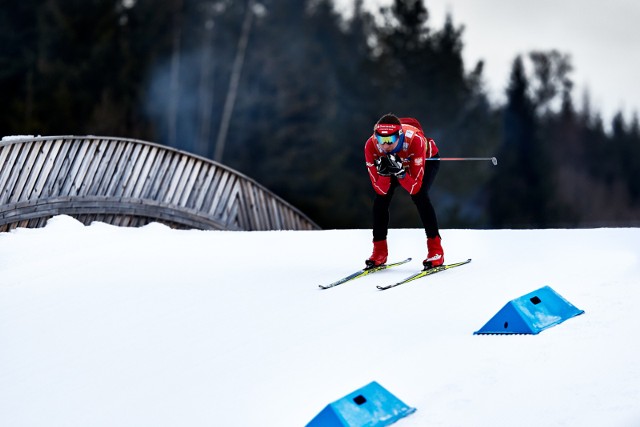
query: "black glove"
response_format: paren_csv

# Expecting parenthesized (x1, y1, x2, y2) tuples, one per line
(376, 154, 405, 178)
(374, 156, 393, 176)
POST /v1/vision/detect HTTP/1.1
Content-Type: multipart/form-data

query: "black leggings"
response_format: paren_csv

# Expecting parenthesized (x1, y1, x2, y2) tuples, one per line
(372, 159, 440, 241)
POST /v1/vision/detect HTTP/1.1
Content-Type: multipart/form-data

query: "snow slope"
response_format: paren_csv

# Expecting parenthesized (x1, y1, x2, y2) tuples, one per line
(1, 215, 639, 426)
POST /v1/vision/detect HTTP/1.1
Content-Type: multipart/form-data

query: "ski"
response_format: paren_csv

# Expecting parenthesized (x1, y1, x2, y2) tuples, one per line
(319, 258, 412, 290)
(376, 258, 472, 290)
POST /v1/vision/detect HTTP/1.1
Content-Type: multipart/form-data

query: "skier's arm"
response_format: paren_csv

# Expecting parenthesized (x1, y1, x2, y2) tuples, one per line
(364, 140, 391, 195)
(397, 136, 428, 195)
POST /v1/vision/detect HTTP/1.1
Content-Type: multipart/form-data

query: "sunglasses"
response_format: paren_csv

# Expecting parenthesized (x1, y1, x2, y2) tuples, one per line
(375, 133, 399, 145)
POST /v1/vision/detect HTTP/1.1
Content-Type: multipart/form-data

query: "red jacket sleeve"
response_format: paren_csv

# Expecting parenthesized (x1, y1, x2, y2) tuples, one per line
(397, 134, 436, 195)
(364, 138, 391, 195)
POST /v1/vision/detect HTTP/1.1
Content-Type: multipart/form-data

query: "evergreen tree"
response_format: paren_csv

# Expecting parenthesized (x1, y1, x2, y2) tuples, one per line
(625, 114, 640, 203)
(490, 56, 551, 227)
(0, 0, 41, 133)
(220, 0, 362, 227)
(8, 0, 639, 228)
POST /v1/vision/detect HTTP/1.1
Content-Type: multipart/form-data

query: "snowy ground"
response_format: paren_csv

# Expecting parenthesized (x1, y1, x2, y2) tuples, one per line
(1, 215, 639, 426)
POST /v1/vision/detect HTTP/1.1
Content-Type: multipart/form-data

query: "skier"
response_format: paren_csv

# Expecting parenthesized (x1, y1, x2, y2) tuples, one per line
(364, 113, 444, 269)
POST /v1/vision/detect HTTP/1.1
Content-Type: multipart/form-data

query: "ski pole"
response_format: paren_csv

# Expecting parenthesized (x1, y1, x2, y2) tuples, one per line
(426, 157, 498, 165)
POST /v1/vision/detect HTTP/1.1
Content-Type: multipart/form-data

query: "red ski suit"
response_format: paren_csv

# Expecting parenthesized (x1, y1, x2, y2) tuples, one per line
(364, 119, 439, 195)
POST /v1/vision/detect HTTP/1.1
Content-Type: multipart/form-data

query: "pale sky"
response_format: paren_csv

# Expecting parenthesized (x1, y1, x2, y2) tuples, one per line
(335, 0, 640, 125)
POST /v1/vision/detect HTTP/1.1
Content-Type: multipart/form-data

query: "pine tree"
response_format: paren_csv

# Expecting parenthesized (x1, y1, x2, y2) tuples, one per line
(490, 56, 551, 227)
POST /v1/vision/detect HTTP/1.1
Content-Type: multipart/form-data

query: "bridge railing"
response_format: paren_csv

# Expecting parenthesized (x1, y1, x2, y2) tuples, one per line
(0, 136, 319, 232)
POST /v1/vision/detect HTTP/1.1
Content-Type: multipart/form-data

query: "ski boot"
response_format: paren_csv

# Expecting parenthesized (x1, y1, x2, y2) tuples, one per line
(366, 240, 388, 269)
(423, 236, 444, 269)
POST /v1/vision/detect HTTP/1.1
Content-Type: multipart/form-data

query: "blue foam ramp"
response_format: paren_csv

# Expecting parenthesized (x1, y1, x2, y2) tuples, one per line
(474, 285, 584, 335)
(306, 381, 416, 427)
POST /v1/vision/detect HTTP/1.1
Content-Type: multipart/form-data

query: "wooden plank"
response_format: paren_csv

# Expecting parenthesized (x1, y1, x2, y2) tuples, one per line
(254, 187, 270, 230)
(185, 164, 211, 209)
(59, 139, 90, 195)
(9, 141, 42, 203)
(30, 139, 63, 199)
(219, 178, 242, 225)
(69, 138, 100, 196)
(151, 151, 180, 200)
(96, 141, 127, 195)
(236, 181, 253, 229)
(163, 154, 188, 204)
(270, 197, 284, 229)
(112, 142, 142, 197)
(276, 198, 288, 228)
(269, 194, 284, 229)
(223, 192, 241, 228)
(121, 143, 151, 198)
(17, 141, 50, 201)
(86, 139, 118, 196)
(168, 156, 195, 205)
(51, 138, 79, 196)
(259, 189, 275, 229)
(174, 158, 201, 207)
(212, 172, 237, 219)
(241, 181, 258, 229)
(209, 171, 234, 218)
(78, 138, 110, 196)
(100, 141, 127, 196)
(0, 144, 22, 203)
(0, 144, 17, 183)
(42, 138, 74, 198)
(186, 163, 205, 204)
(138, 147, 164, 198)
(107, 141, 137, 197)
(130, 146, 158, 198)
(250, 184, 271, 230)
(200, 165, 224, 212)
(1, 142, 32, 204)
(144, 149, 171, 199)
(262, 195, 277, 229)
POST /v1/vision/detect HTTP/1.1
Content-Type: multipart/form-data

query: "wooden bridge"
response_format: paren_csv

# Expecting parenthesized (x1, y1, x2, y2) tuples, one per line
(0, 136, 319, 232)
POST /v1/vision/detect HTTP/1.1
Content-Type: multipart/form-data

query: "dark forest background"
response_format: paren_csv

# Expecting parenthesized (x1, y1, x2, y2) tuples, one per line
(2, 0, 640, 229)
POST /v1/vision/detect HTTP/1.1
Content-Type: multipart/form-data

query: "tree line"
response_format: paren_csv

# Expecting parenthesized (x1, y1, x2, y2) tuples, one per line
(2, 0, 639, 229)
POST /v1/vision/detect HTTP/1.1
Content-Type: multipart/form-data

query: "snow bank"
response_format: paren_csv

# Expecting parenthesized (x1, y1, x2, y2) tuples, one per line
(1, 216, 639, 426)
